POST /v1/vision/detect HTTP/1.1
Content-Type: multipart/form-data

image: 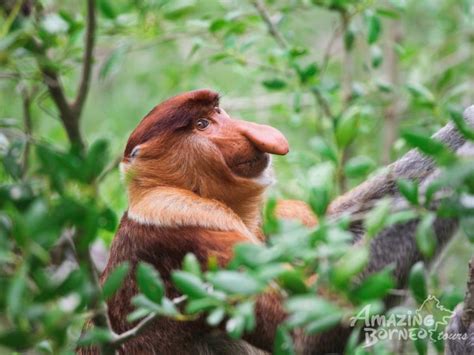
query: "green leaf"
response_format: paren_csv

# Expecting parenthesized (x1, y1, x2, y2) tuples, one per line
(172, 271, 208, 299)
(237, 301, 256, 331)
(310, 138, 338, 163)
(331, 247, 369, 288)
(98, 0, 117, 19)
(365, 199, 391, 238)
(344, 327, 361, 354)
(100, 46, 127, 80)
(344, 156, 375, 179)
(406, 83, 435, 105)
(413, 336, 428, 355)
(162, 0, 196, 19)
(415, 214, 437, 258)
(77, 327, 114, 346)
(305, 313, 342, 334)
(262, 78, 287, 91)
(386, 210, 418, 226)
(207, 307, 225, 326)
(0, 329, 35, 350)
(131, 294, 161, 313)
(274, 326, 295, 355)
(182, 253, 201, 277)
(285, 296, 341, 328)
(397, 179, 419, 205)
(278, 269, 308, 294)
(209, 18, 228, 32)
(402, 130, 454, 164)
(370, 45, 383, 68)
(297, 63, 319, 84)
(7, 265, 27, 317)
(366, 12, 382, 44)
(408, 262, 428, 304)
(41, 13, 69, 34)
(449, 108, 474, 141)
(208, 271, 263, 296)
(232, 243, 267, 268)
(351, 268, 395, 302)
(102, 262, 129, 300)
(226, 315, 245, 339)
(335, 108, 360, 148)
(136, 263, 165, 304)
(309, 186, 330, 217)
(461, 216, 474, 243)
(127, 308, 151, 322)
(85, 139, 110, 182)
(344, 27, 355, 51)
(185, 298, 219, 314)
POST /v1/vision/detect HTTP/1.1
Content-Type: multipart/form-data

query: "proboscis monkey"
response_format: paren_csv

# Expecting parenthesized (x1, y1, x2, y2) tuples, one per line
(77, 90, 474, 354)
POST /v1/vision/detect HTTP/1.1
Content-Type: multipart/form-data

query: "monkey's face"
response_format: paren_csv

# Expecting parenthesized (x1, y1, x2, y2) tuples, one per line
(192, 107, 289, 179)
(122, 89, 289, 199)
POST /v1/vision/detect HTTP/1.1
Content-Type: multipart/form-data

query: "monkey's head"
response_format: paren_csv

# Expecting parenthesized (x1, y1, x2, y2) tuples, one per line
(121, 89, 289, 203)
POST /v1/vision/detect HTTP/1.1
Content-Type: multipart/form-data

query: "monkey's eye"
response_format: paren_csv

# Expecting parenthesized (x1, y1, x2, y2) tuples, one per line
(130, 146, 140, 159)
(195, 118, 210, 130)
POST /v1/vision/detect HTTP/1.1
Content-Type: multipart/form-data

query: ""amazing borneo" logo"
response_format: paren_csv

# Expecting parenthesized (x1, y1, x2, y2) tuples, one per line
(349, 295, 467, 347)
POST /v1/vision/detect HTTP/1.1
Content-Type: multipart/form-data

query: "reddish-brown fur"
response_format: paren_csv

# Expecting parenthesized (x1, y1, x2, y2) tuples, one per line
(77, 89, 337, 354)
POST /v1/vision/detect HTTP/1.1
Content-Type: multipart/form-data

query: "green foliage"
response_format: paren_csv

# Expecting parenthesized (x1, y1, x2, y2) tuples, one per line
(1, 0, 473, 353)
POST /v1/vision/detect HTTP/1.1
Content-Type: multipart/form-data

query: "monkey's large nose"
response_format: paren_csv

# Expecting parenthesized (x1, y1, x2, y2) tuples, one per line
(236, 120, 289, 155)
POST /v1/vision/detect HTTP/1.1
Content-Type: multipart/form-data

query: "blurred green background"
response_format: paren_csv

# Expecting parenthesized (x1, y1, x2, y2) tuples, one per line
(0, 0, 474, 352)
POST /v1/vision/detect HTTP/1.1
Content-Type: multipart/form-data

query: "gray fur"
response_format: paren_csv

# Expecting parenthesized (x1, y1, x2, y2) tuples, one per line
(324, 106, 474, 354)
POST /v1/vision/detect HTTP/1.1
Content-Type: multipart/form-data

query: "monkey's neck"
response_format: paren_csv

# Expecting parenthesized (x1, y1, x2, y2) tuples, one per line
(222, 193, 265, 240)
(127, 185, 263, 243)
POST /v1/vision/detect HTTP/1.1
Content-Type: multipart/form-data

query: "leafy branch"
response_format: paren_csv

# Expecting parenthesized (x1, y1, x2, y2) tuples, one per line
(36, 0, 96, 151)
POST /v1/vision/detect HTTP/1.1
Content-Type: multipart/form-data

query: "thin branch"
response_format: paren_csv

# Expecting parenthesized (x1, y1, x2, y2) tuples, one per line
(462, 257, 474, 328)
(382, 19, 402, 165)
(20, 86, 33, 176)
(112, 295, 188, 346)
(311, 87, 335, 119)
(72, 0, 96, 116)
(97, 154, 122, 184)
(112, 313, 157, 346)
(251, 0, 289, 50)
(82, 246, 116, 355)
(340, 11, 353, 108)
(41, 68, 71, 121)
(321, 22, 342, 74)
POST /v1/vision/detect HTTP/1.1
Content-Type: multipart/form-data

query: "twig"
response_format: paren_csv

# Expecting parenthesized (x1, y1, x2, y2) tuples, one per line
(462, 257, 474, 328)
(97, 154, 122, 184)
(381, 19, 402, 164)
(321, 22, 342, 74)
(112, 295, 188, 346)
(20, 86, 33, 176)
(340, 11, 352, 109)
(311, 87, 335, 119)
(72, 0, 96, 117)
(251, 0, 289, 50)
(81, 245, 116, 355)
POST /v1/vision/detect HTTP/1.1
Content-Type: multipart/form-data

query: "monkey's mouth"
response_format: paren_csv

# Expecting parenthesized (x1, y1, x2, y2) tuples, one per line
(230, 151, 270, 178)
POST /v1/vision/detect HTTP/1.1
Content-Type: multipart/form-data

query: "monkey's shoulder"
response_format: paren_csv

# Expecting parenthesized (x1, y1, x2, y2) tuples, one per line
(107, 212, 249, 271)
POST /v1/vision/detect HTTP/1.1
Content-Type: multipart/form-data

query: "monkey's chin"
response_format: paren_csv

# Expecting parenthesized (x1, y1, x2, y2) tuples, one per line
(230, 152, 270, 179)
